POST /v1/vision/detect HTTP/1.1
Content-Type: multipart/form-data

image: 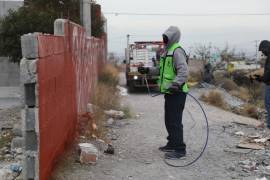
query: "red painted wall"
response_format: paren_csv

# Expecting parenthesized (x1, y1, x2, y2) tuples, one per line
(37, 20, 106, 179)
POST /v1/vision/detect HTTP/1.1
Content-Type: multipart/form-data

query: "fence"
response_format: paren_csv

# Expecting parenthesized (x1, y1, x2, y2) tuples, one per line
(20, 19, 106, 180)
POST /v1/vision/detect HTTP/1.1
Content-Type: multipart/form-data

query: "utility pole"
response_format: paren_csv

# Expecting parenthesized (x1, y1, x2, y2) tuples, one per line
(80, 0, 92, 36)
(126, 34, 130, 63)
(254, 40, 260, 69)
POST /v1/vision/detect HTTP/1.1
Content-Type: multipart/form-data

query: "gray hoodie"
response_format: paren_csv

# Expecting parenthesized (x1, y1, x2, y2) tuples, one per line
(150, 26, 189, 86)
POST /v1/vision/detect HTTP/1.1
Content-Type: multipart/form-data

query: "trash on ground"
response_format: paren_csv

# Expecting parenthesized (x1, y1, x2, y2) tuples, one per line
(237, 143, 265, 150)
(104, 144, 115, 155)
(104, 110, 125, 119)
(235, 131, 245, 136)
(233, 118, 262, 127)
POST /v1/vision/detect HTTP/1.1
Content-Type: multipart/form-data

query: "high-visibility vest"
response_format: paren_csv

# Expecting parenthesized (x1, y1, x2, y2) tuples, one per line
(158, 43, 189, 94)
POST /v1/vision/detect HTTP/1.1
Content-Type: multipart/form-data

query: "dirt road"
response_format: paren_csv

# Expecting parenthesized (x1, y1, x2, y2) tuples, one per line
(57, 73, 270, 180)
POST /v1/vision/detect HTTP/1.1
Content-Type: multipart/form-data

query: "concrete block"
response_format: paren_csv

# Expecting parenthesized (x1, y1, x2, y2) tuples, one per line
(79, 143, 98, 164)
(54, 19, 67, 36)
(22, 108, 38, 132)
(21, 33, 39, 59)
(35, 83, 39, 108)
(20, 58, 38, 84)
(25, 131, 37, 151)
(11, 137, 24, 150)
(24, 151, 37, 179)
(24, 83, 36, 107)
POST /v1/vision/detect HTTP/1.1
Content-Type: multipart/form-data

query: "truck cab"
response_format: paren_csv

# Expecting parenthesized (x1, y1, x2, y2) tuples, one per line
(125, 41, 164, 92)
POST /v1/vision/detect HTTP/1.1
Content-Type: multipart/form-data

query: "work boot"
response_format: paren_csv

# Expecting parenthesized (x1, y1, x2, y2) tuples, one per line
(164, 151, 186, 160)
(158, 145, 175, 152)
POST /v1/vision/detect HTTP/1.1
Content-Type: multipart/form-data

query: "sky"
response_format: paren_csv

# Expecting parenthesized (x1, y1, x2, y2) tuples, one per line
(98, 0, 270, 57)
(2, 0, 270, 57)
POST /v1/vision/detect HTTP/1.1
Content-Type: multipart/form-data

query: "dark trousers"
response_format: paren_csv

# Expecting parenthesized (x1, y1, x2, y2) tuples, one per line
(164, 92, 187, 152)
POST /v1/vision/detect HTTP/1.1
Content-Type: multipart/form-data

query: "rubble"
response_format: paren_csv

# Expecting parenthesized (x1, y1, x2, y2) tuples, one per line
(235, 131, 245, 136)
(233, 118, 262, 127)
(11, 137, 24, 150)
(104, 144, 115, 155)
(117, 86, 128, 96)
(256, 177, 268, 180)
(12, 124, 22, 137)
(79, 143, 98, 164)
(254, 138, 269, 143)
(0, 163, 22, 180)
(237, 143, 265, 150)
(239, 160, 257, 171)
(106, 118, 115, 126)
(104, 110, 125, 119)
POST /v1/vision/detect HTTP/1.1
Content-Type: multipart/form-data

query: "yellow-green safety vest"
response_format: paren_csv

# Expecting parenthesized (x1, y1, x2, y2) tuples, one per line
(158, 43, 189, 94)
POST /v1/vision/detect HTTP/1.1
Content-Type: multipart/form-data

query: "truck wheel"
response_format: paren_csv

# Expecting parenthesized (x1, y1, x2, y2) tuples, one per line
(128, 82, 135, 93)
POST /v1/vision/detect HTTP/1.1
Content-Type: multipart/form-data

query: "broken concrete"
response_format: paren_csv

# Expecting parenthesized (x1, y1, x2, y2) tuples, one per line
(104, 110, 125, 119)
(79, 143, 98, 164)
(237, 143, 265, 150)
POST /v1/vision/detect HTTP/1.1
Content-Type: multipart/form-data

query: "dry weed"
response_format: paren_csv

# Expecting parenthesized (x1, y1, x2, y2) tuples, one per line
(200, 90, 228, 109)
(229, 87, 250, 101)
(189, 71, 203, 82)
(220, 78, 238, 91)
(240, 104, 259, 119)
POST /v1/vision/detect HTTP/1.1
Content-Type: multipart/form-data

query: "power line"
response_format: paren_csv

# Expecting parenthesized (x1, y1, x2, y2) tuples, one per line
(104, 12, 270, 16)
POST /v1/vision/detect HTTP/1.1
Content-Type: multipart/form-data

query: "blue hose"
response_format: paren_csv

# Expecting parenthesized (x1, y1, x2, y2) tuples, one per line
(143, 76, 209, 167)
(163, 93, 209, 167)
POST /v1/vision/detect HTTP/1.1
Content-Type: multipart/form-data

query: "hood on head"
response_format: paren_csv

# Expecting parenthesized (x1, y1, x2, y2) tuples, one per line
(259, 40, 270, 56)
(163, 26, 181, 49)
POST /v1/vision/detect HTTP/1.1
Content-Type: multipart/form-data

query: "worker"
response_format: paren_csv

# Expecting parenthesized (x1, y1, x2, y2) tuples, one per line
(138, 26, 189, 159)
(254, 40, 270, 129)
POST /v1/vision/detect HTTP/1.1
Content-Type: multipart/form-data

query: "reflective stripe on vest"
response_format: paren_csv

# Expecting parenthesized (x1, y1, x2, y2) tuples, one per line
(158, 43, 189, 94)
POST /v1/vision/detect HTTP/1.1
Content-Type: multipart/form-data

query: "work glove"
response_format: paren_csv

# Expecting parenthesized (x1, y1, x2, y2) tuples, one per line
(254, 74, 262, 82)
(168, 82, 182, 93)
(138, 67, 149, 74)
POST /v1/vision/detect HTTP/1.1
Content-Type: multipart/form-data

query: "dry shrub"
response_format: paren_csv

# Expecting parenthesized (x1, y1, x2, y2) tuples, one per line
(248, 82, 265, 103)
(220, 78, 239, 91)
(93, 82, 120, 110)
(189, 71, 203, 82)
(229, 87, 250, 101)
(200, 90, 228, 109)
(99, 64, 119, 87)
(240, 104, 259, 119)
(231, 70, 251, 86)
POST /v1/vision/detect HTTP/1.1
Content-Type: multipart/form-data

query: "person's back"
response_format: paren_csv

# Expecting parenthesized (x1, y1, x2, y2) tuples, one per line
(258, 40, 270, 129)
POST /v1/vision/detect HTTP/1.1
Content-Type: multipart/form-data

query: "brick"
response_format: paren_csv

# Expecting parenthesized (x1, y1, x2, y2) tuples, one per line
(79, 143, 98, 164)
(21, 33, 39, 59)
(80, 151, 98, 164)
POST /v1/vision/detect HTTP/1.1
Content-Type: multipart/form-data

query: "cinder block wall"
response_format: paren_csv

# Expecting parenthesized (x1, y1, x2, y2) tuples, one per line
(20, 19, 106, 180)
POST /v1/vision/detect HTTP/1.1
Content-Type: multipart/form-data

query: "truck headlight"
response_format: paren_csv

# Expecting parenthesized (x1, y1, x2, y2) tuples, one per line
(133, 76, 138, 80)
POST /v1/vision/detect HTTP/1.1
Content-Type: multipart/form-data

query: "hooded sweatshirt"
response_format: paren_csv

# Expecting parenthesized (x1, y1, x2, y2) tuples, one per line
(259, 40, 270, 85)
(162, 26, 189, 86)
(149, 26, 188, 87)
